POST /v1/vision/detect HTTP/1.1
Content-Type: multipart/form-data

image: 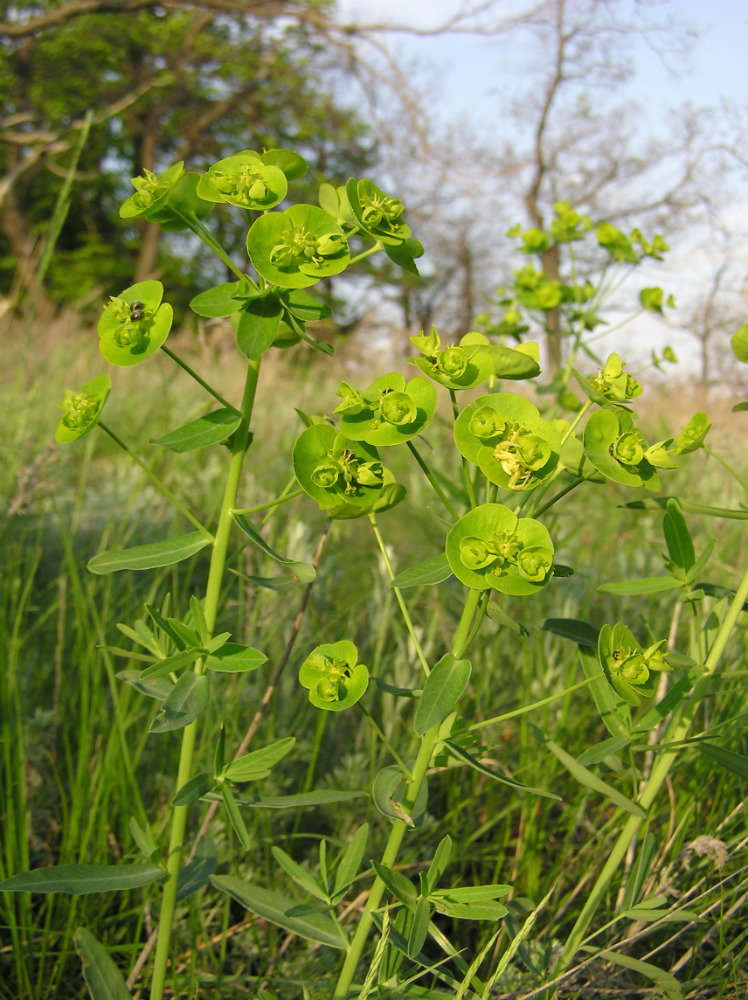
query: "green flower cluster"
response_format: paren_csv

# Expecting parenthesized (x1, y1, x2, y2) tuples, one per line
(334, 372, 437, 447)
(293, 424, 388, 511)
(197, 151, 288, 211)
(454, 394, 560, 492)
(598, 623, 672, 705)
(583, 352, 642, 405)
(299, 641, 368, 711)
(97, 280, 173, 366)
(55, 374, 111, 444)
(446, 504, 554, 596)
(584, 407, 710, 491)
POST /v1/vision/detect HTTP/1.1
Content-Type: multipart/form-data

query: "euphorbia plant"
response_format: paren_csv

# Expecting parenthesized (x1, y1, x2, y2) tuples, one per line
(4, 149, 746, 1000)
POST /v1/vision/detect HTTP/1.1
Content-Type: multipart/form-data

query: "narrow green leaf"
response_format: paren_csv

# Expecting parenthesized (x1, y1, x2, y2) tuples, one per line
(211, 876, 347, 949)
(74, 928, 133, 1000)
(370, 677, 418, 698)
(414, 654, 471, 735)
(139, 647, 201, 680)
(625, 497, 748, 520)
(149, 673, 209, 734)
(408, 897, 431, 958)
(485, 601, 530, 636)
(432, 884, 510, 904)
(544, 739, 645, 816)
(101, 645, 153, 664)
(242, 563, 317, 591)
(443, 740, 560, 800)
(128, 818, 155, 860)
(595, 950, 683, 1000)
(88, 533, 211, 574)
(189, 595, 209, 646)
(221, 785, 249, 850)
(272, 846, 328, 902)
(696, 741, 748, 778)
(144, 603, 188, 649)
(164, 618, 200, 649)
(282, 288, 332, 322)
(0, 864, 165, 894)
(223, 737, 295, 783)
(620, 832, 656, 912)
(205, 643, 267, 673)
(621, 906, 704, 923)
(333, 823, 369, 899)
(390, 554, 452, 589)
(431, 886, 508, 921)
(172, 771, 215, 806)
(232, 514, 301, 565)
(372, 861, 418, 910)
(597, 576, 682, 595)
(151, 408, 241, 452)
(176, 849, 218, 903)
(204, 789, 366, 810)
(542, 617, 599, 648)
(424, 835, 452, 896)
(116, 670, 171, 701)
(663, 499, 695, 573)
(576, 733, 633, 767)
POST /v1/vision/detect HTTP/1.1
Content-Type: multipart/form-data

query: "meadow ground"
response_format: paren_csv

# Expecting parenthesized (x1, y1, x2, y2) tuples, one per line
(1, 318, 747, 999)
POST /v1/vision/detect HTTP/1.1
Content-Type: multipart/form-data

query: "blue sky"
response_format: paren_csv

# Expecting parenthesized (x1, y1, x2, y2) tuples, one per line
(338, 0, 747, 125)
(336, 0, 747, 370)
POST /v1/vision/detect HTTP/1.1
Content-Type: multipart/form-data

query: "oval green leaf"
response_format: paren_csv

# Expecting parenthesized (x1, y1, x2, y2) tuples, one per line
(0, 864, 165, 895)
(206, 643, 267, 673)
(152, 408, 241, 453)
(149, 673, 209, 734)
(211, 877, 347, 949)
(88, 533, 212, 574)
(74, 927, 134, 1000)
(414, 654, 471, 734)
(390, 553, 452, 589)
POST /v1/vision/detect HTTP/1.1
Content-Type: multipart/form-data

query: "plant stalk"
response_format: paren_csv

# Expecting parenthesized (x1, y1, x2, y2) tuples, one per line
(98, 422, 211, 537)
(148, 359, 260, 1000)
(555, 561, 748, 975)
(331, 588, 481, 998)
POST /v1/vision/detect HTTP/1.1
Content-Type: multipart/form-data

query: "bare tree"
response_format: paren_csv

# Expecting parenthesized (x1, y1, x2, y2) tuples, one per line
(356, 0, 744, 370)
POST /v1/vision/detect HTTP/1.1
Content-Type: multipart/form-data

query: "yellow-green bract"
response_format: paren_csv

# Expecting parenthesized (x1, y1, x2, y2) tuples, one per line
(299, 641, 369, 711)
(97, 280, 173, 366)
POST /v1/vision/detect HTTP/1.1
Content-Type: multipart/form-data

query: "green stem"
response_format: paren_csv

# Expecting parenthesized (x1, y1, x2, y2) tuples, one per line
(149, 360, 261, 1000)
(180, 211, 246, 281)
(160, 345, 236, 410)
(470, 673, 599, 732)
(331, 589, 482, 999)
(406, 440, 459, 520)
(704, 445, 748, 495)
(528, 474, 587, 519)
(348, 240, 383, 266)
(98, 422, 211, 538)
(369, 514, 430, 677)
(556, 560, 748, 974)
(233, 487, 305, 516)
(358, 702, 410, 773)
(449, 390, 477, 508)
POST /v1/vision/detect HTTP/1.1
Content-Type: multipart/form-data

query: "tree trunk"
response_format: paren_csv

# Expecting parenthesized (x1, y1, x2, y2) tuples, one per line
(134, 220, 162, 281)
